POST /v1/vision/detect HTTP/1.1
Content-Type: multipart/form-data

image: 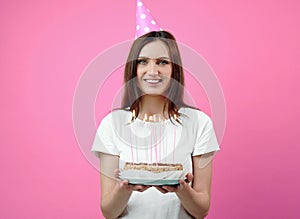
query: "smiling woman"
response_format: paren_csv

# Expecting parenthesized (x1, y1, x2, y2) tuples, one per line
(122, 31, 187, 120)
(136, 41, 172, 97)
(91, 31, 220, 219)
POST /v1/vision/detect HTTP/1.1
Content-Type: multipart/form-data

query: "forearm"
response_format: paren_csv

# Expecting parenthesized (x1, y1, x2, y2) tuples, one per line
(176, 186, 210, 219)
(101, 184, 132, 219)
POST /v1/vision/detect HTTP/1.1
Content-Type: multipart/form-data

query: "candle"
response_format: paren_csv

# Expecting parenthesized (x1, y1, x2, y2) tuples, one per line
(158, 116, 162, 163)
(129, 110, 136, 164)
(135, 127, 138, 164)
(143, 113, 148, 163)
(153, 115, 158, 166)
(164, 119, 168, 163)
(129, 120, 134, 164)
(173, 114, 177, 163)
(149, 115, 153, 164)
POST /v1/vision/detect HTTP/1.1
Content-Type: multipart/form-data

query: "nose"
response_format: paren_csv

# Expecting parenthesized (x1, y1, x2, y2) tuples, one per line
(147, 60, 159, 75)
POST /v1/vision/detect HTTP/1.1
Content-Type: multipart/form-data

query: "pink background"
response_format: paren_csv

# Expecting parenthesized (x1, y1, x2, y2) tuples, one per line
(1, 0, 299, 218)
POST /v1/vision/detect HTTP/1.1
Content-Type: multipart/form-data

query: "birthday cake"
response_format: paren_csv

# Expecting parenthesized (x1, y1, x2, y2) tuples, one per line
(123, 162, 183, 173)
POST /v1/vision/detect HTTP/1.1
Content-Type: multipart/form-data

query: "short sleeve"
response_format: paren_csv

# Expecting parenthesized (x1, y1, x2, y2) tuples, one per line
(91, 113, 119, 158)
(192, 112, 220, 156)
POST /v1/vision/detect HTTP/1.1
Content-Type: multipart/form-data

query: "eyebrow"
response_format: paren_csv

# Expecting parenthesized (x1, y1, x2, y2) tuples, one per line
(138, 56, 171, 60)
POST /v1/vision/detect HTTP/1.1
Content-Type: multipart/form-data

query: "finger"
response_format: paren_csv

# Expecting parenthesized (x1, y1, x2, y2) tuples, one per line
(119, 180, 128, 187)
(143, 185, 151, 191)
(162, 185, 177, 192)
(185, 173, 194, 183)
(178, 179, 186, 190)
(141, 186, 150, 192)
(154, 186, 168, 194)
(138, 186, 151, 192)
(132, 185, 145, 191)
(133, 185, 151, 192)
(120, 180, 132, 191)
(114, 169, 121, 179)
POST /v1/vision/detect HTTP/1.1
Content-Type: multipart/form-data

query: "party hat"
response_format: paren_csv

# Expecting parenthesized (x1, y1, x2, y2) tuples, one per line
(135, 0, 162, 38)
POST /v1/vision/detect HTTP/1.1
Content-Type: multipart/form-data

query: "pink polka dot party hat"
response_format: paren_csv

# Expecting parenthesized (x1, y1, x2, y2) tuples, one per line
(135, 0, 162, 38)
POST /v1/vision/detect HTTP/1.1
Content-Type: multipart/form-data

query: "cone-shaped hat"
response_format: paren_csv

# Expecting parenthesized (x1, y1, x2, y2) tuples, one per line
(135, 0, 162, 38)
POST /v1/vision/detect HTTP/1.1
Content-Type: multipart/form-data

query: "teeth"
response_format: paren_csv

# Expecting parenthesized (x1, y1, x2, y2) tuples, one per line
(145, 79, 161, 83)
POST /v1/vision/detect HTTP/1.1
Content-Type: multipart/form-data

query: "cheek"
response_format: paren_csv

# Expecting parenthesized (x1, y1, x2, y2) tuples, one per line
(164, 66, 172, 77)
(136, 76, 143, 88)
(164, 69, 172, 79)
(136, 65, 145, 77)
(136, 68, 141, 77)
(136, 68, 143, 86)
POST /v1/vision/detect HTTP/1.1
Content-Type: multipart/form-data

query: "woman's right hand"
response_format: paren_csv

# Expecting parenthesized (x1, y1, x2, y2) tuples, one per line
(118, 179, 151, 192)
(115, 169, 151, 193)
(100, 155, 151, 219)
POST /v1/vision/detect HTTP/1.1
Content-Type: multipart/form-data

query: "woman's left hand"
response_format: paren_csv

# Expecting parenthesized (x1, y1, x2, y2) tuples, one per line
(154, 173, 194, 194)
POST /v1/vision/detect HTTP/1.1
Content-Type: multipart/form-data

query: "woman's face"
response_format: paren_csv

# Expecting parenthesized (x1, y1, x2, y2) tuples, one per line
(136, 40, 172, 96)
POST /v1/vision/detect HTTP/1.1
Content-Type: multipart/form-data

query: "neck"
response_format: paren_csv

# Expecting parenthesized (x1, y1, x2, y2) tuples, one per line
(138, 95, 168, 119)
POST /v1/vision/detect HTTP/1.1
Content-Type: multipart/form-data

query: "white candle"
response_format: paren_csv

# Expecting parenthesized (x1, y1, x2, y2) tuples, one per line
(153, 115, 158, 166)
(143, 113, 148, 163)
(129, 120, 134, 164)
(173, 114, 177, 163)
(158, 116, 162, 163)
(164, 119, 168, 163)
(149, 115, 153, 164)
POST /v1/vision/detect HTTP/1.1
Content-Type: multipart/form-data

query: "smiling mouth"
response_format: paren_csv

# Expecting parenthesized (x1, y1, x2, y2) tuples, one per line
(143, 79, 163, 84)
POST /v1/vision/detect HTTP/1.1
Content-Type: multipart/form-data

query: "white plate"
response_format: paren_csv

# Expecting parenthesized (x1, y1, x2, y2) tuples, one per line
(120, 177, 180, 186)
(119, 167, 187, 185)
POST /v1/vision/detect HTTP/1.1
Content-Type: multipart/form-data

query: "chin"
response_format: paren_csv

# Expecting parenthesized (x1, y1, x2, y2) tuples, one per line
(142, 89, 167, 96)
(143, 92, 163, 96)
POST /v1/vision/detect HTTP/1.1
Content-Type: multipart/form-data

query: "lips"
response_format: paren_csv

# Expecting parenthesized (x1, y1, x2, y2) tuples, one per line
(143, 79, 163, 84)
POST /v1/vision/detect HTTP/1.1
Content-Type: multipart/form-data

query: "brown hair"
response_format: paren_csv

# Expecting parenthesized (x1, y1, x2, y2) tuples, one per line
(121, 31, 193, 122)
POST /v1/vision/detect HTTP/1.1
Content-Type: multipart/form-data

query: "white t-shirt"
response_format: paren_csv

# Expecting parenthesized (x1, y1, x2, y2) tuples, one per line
(92, 107, 220, 219)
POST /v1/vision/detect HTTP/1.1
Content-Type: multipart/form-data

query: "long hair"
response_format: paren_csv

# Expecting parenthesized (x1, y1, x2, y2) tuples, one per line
(121, 31, 193, 121)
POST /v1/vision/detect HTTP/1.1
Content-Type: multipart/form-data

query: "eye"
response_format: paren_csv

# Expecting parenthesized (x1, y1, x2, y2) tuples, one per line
(137, 59, 147, 65)
(158, 60, 170, 65)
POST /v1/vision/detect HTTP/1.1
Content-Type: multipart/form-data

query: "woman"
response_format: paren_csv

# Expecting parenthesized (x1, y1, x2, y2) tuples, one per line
(92, 31, 220, 219)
